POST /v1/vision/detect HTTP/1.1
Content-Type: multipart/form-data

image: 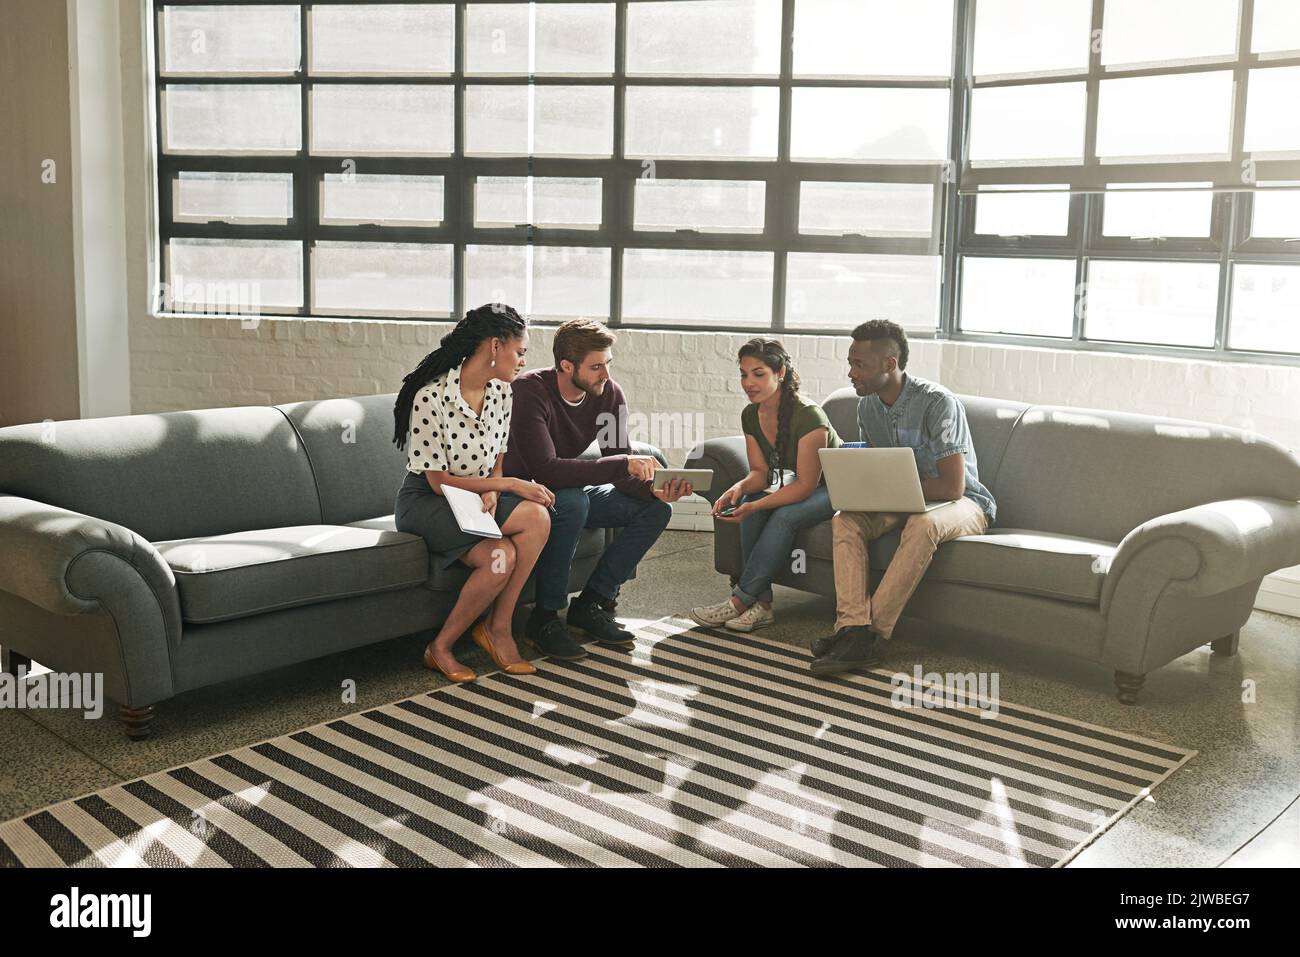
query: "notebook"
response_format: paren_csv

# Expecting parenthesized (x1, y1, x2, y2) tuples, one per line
(441, 483, 503, 539)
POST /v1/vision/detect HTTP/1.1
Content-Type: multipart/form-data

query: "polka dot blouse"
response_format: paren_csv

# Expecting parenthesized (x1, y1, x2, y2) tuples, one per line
(404, 363, 512, 478)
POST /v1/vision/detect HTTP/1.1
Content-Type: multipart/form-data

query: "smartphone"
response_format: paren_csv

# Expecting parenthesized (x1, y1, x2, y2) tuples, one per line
(718, 504, 739, 517)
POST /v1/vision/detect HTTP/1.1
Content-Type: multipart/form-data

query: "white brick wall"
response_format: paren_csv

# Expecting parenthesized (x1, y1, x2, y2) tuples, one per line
(131, 315, 1300, 464)
(129, 315, 1300, 611)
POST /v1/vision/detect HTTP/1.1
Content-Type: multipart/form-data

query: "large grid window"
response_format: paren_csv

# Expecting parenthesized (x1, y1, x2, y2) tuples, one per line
(956, 0, 1300, 361)
(153, 0, 1300, 362)
(154, 0, 952, 332)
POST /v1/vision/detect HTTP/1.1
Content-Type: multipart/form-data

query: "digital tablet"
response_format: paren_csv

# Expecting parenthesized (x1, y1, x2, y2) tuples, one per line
(651, 468, 712, 492)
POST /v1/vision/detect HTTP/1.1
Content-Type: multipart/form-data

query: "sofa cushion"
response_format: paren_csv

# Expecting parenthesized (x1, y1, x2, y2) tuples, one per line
(154, 525, 429, 624)
(279, 395, 409, 527)
(796, 521, 1113, 604)
(0, 406, 322, 542)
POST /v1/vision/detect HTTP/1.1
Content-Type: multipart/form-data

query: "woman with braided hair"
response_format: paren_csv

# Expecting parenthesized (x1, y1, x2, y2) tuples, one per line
(691, 338, 841, 633)
(393, 303, 555, 683)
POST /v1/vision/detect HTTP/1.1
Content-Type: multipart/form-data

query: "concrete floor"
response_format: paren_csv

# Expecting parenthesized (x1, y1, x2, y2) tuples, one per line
(2, 530, 1297, 867)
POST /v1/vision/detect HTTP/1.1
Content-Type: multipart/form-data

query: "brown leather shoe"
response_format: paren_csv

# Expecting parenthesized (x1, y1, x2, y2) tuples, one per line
(423, 643, 476, 683)
(472, 622, 538, 675)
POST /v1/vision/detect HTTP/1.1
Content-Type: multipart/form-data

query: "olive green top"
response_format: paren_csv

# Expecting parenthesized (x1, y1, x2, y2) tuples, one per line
(741, 393, 842, 481)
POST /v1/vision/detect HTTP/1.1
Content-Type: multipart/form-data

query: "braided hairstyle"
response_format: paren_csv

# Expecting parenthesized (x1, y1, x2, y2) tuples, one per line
(738, 338, 801, 488)
(392, 303, 526, 451)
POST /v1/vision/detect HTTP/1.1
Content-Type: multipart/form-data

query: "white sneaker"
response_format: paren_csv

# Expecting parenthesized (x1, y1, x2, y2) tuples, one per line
(725, 604, 775, 632)
(690, 599, 742, 627)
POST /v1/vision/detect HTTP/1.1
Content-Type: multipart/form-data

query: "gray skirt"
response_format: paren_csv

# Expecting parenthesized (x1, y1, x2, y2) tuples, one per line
(394, 471, 528, 569)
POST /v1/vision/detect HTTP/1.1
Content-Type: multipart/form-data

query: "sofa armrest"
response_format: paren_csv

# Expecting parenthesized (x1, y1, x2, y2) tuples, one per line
(1101, 496, 1300, 616)
(684, 435, 749, 505)
(0, 495, 183, 646)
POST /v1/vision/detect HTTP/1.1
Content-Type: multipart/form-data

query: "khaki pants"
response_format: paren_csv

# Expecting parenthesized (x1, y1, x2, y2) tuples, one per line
(832, 497, 988, 639)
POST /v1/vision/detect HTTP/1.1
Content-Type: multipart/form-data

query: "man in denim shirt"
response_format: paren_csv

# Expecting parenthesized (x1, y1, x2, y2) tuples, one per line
(812, 320, 997, 675)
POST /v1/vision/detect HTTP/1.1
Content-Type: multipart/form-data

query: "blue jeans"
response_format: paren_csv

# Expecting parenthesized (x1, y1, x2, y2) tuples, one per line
(733, 486, 834, 606)
(534, 485, 672, 611)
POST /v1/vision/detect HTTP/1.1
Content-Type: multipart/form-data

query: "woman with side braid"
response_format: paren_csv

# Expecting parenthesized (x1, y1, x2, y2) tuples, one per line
(393, 304, 554, 683)
(690, 338, 841, 633)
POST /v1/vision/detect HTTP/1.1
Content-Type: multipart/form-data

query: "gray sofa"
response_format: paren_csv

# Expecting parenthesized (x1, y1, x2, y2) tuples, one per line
(0, 394, 662, 738)
(686, 387, 1300, 702)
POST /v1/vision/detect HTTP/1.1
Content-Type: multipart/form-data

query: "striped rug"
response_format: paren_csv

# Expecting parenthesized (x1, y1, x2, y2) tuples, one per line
(0, 617, 1194, 868)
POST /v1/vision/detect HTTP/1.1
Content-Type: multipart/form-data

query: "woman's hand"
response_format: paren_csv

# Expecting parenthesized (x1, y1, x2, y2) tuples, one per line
(509, 478, 556, 507)
(712, 483, 744, 518)
(480, 490, 498, 515)
(715, 499, 756, 523)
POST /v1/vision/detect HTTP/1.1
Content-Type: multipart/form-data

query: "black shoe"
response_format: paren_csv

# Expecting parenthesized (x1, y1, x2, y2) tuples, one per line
(524, 617, 587, 661)
(810, 632, 843, 659)
(567, 596, 636, 647)
(808, 626, 883, 676)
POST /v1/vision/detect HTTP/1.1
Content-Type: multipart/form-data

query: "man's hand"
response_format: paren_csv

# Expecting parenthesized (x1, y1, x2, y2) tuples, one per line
(627, 455, 659, 482)
(653, 479, 692, 504)
(480, 490, 498, 515)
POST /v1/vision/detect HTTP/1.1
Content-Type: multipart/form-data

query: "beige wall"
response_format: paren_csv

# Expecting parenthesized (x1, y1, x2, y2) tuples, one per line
(0, 0, 80, 427)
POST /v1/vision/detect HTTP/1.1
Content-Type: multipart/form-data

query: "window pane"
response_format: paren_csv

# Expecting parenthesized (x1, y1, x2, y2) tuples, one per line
(311, 85, 453, 156)
(973, 0, 1092, 77)
(163, 85, 301, 154)
(968, 83, 1086, 164)
(793, 0, 953, 77)
(634, 179, 766, 233)
(1100, 0, 1240, 67)
(626, 0, 781, 76)
(960, 257, 1077, 336)
(320, 175, 444, 227)
(532, 246, 611, 320)
(313, 242, 452, 317)
(786, 254, 941, 329)
(622, 250, 773, 326)
(1097, 72, 1234, 161)
(973, 188, 1071, 236)
(464, 86, 614, 156)
(1101, 185, 1213, 238)
(1085, 260, 1219, 347)
(173, 171, 294, 225)
(1230, 264, 1300, 353)
(466, 4, 615, 75)
(625, 87, 779, 159)
(310, 4, 454, 75)
(1252, 0, 1300, 56)
(464, 246, 611, 320)
(167, 239, 303, 312)
(791, 88, 950, 162)
(1250, 188, 1300, 238)
(474, 177, 603, 229)
(161, 5, 300, 75)
(799, 182, 934, 237)
(1244, 66, 1300, 155)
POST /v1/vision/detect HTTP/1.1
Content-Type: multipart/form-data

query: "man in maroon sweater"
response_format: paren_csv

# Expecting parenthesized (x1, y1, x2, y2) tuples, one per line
(505, 319, 692, 659)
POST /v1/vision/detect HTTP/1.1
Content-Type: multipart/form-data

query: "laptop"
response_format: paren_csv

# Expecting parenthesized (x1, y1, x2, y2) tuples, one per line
(818, 447, 956, 514)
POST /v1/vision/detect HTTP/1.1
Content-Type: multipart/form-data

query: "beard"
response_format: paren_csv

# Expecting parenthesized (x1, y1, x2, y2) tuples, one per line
(570, 370, 606, 396)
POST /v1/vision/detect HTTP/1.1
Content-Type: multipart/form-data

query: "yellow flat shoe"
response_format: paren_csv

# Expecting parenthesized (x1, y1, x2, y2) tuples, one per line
(423, 643, 476, 683)
(472, 622, 538, 675)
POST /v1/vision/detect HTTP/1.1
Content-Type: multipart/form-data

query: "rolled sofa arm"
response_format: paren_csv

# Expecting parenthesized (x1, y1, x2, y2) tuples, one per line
(684, 435, 749, 505)
(1101, 496, 1300, 616)
(0, 494, 183, 646)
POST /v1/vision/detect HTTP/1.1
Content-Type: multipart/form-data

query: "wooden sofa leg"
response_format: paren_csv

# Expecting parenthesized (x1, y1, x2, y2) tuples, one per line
(0, 647, 32, 676)
(1114, 671, 1145, 705)
(119, 705, 156, 741)
(1211, 631, 1240, 657)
